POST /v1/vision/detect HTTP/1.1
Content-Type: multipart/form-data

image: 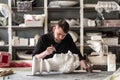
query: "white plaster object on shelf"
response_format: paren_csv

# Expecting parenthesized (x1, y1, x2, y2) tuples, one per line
(0, 3, 11, 18)
(24, 14, 45, 27)
(17, 51, 32, 60)
(19, 38, 28, 46)
(87, 19, 96, 27)
(88, 54, 107, 65)
(32, 51, 80, 75)
(34, 34, 40, 45)
(66, 19, 79, 27)
(49, 1, 78, 7)
(12, 36, 20, 46)
(102, 37, 118, 46)
(95, 1, 120, 13)
(87, 40, 102, 54)
(68, 31, 78, 42)
(30, 38, 35, 46)
(83, 18, 95, 27)
(95, 1, 120, 20)
(0, 40, 5, 46)
(0, 17, 7, 26)
(17, 1, 32, 12)
(107, 52, 116, 71)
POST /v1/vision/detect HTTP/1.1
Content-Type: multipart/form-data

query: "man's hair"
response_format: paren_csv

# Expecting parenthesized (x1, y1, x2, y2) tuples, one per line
(57, 20, 69, 33)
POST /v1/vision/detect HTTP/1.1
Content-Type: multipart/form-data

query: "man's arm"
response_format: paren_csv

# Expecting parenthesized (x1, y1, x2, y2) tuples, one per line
(35, 45, 56, 59)
(67, 34, 92, 72)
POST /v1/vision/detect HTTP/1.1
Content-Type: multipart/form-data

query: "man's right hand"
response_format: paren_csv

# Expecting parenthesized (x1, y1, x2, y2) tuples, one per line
(35, 45, 56, 59)
(45, 45, 56, 55)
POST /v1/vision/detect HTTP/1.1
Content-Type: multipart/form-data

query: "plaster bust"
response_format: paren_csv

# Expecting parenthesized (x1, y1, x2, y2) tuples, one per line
(32, 51, 80, 75)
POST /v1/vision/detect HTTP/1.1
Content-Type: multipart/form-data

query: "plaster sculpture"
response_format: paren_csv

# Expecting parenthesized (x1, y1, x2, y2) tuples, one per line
(24, 14, 45, 26)
(49, 1, 78, 7)
(95, 1, 120, 20)
(68, 31, 78, 42)
(34, 34, 40, 45)
(32, 51, 80, 75)
(0, 3, 11, 26)
(107, 53, 116, 71)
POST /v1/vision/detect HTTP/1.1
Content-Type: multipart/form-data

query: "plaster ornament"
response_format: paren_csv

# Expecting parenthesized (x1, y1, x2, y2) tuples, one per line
(66, 19, 79, 27)
(95, 1, 120, 20)
(34, 34, 40, 44)
(32, 51, 80, 75)
(68, 31, 78, 42)
(49, 1, 78, 7)
(0, 3, 11, 18)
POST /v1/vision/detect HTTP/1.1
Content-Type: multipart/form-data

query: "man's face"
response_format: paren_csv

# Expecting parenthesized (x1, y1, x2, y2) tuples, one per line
(53, 26, 67, 43)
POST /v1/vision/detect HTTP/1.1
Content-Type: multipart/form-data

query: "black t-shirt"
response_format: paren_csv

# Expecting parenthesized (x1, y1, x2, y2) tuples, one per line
(32, 32, 84, 60)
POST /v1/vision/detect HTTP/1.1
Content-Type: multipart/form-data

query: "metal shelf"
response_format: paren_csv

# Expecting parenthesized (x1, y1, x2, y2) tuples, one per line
(48, 7, 80, 11)
(12, 7, 44, 10)
(13, 46, 35, 50)
(84, 27, 120, 31)
(0, 45, 9, 50)
(0, 26, 8, 29)
(12, 26, 43, 30)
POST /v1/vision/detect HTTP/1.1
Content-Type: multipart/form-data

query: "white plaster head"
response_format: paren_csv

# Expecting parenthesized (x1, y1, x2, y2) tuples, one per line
(32, 51, 80, 75)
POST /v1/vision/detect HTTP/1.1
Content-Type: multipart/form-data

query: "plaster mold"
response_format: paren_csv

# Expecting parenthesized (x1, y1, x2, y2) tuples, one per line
(32, 51, 80, 75)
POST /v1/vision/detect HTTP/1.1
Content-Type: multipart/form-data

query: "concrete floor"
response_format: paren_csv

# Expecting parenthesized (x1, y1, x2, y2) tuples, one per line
(0, 68, 114, 80)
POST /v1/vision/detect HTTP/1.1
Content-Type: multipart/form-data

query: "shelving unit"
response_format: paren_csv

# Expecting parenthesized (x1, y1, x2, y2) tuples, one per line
(0, 0, 85, 59)
(83, 0, 120, 64)
(9, 0, 45, 59)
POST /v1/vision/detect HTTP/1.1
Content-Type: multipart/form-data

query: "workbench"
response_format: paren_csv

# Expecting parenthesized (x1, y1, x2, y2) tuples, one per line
(0, 68, 114, 80)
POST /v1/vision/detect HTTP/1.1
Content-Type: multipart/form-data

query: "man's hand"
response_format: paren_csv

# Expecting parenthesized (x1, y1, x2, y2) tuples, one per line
(85, 64, 93, 73)
(45, 45, 56, 55)
(35, 45, 56, 59)
(80, 60, 92, 73)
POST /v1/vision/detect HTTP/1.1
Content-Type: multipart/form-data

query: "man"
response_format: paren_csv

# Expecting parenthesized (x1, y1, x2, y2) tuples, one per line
(32, 20, 92, 72)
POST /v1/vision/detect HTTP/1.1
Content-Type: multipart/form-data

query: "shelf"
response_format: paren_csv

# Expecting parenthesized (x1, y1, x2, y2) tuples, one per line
(69, 27, 80, 30)
(0, 45, 9, 50)
(66, 26, 120, 33)
(84, 27, 120, 31)
(12, 26, 43, 30)
(48, 7, 80, 11)
(84, 44, 120, 48)
(0, 26, 8, 29)
(48, 26, 80, 31)
(13, 46, 35, 50)
(12, 7, 44, 10)
(48, 4, 96, 12)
